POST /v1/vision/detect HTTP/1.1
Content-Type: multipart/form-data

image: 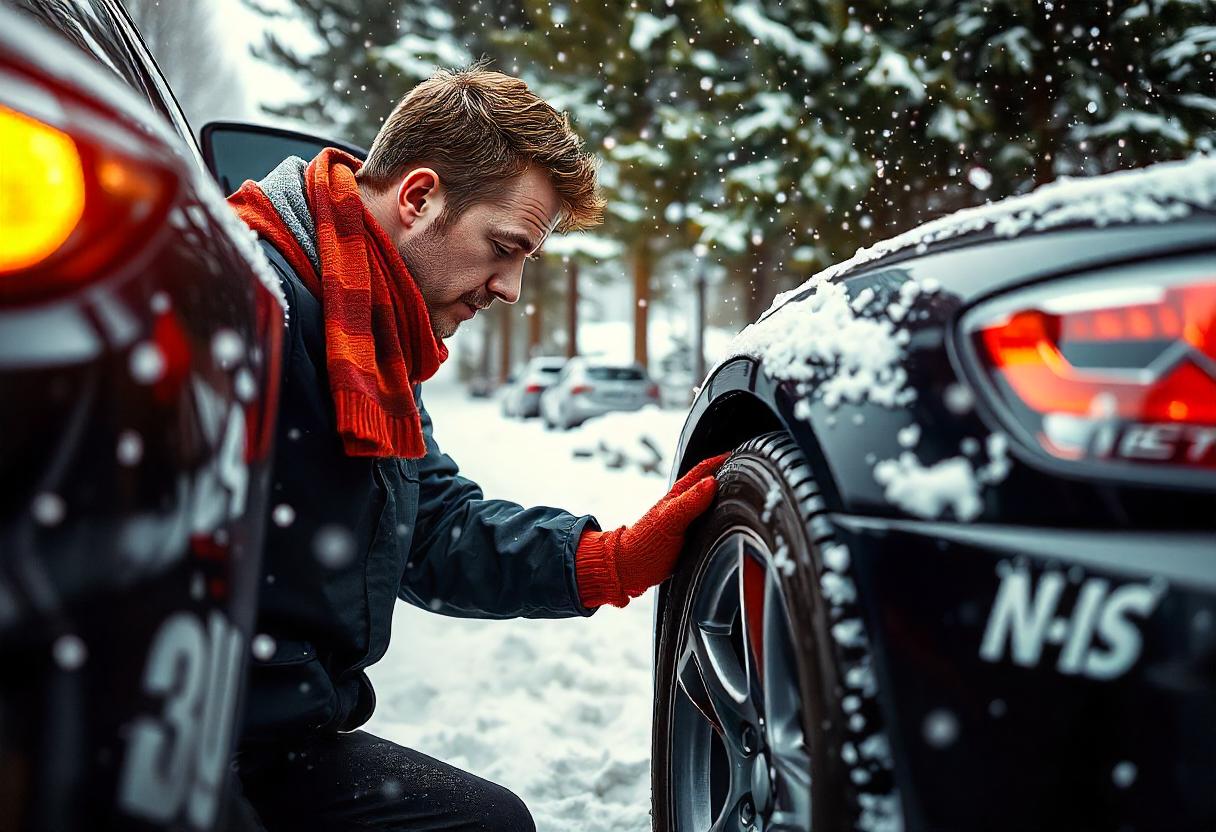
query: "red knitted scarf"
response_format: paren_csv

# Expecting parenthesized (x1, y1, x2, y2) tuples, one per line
(228, 148, 447, 458)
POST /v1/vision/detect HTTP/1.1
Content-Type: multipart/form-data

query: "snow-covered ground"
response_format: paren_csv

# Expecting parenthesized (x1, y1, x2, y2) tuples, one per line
(365, 377, 691, 832)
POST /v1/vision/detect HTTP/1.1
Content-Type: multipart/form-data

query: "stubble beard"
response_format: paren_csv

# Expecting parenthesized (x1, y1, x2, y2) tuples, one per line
(397, 227, 490, 342)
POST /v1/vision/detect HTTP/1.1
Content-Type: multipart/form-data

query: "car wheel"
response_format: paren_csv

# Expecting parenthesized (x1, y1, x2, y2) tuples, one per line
(652, 431, 894, 832)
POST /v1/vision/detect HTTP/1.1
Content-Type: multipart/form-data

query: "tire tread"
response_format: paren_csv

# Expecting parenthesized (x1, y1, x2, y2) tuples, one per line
(652, 430, 900, 832)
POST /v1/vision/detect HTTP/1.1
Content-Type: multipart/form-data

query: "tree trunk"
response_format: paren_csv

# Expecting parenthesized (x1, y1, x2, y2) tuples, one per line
(479, 313, 493, 381)
(498, 305, 513, 383)
(565, 259, 580, 359)
(526, 259, 545, 357)
(1029, 9, 1059, 186)
(633, 242, 651, 369)
(693, 262, 707, 384)
(744, 242, 771, 323)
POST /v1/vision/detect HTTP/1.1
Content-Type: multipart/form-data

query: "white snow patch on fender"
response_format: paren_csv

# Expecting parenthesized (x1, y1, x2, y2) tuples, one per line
(726, 275, 915, 411)
(872, 453, 983, 522)
(872, 434, 1013, 522)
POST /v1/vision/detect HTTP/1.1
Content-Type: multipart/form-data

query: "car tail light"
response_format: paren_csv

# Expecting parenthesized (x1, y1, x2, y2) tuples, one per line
(647, 383, 660, 399)
(524, 383, 543, 394)
(571, 385, 593, 395)
(0, 80, 178, 303)
(961, 259, 1216, 476)
(0, 105, 85, 273)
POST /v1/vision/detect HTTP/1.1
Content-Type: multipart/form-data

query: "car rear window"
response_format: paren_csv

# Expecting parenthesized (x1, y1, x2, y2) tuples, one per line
(587, 367, 645, 381)
(539, 366, 562, 374)
(12, 0, 148, 95)
(11, 0, 202, 162)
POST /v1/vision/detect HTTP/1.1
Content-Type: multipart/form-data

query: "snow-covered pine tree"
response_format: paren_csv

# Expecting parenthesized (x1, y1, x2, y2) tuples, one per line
(242, 0, 479, 144)
(248, 0, 1215, 334)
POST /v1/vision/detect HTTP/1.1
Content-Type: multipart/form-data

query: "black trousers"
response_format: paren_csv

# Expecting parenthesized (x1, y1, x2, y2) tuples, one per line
(228, 730, 536, 832)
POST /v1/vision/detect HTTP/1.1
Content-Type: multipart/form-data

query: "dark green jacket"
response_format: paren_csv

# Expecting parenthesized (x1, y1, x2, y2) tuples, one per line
(242, 243, 597, 743)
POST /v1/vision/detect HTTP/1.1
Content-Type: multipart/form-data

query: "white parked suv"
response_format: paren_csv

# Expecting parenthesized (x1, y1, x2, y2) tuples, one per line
(500, 356, 568, 418)
(539, 357, 660, 430)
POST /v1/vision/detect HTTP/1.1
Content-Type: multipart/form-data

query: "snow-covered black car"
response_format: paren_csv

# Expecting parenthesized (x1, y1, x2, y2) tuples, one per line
(652, 158, 1216, 832)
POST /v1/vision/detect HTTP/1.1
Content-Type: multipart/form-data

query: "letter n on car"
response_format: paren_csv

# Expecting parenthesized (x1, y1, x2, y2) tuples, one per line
(979, 563, 1164, 681)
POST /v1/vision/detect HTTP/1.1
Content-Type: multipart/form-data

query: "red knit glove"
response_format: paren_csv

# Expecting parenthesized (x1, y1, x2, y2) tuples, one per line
(576, 453, 730, 608)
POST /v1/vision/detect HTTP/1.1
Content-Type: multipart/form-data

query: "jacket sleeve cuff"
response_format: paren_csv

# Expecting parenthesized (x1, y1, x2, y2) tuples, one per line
(575, 528, 629, 609)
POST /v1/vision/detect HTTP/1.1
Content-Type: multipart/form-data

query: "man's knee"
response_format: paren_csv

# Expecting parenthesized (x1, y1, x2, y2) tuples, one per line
(472, 779, 535, 832)
(235, 732, 536, 832)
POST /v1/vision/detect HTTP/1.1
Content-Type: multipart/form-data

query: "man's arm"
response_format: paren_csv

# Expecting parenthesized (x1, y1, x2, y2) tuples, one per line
(398, 390, 600, 619)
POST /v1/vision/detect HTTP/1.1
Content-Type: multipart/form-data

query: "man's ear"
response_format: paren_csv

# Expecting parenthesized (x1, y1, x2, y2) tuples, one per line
(395, 167, 445, 229)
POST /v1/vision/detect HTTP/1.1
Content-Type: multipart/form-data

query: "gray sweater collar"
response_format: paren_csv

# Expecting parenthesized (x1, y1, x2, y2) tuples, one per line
(256, 155, 321, 276)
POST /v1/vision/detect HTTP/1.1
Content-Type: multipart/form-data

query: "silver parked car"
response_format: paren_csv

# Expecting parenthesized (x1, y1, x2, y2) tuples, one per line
(540, 357, 660, 430)
(501, 356, 568, 418)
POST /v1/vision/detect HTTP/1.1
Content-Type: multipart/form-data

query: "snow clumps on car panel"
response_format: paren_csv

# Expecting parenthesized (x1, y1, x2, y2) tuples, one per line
(728, 270, 1002, 522)
(763, 154, 1216, 317)
(728, 273, 918, 410)
(872, 431, 1012, 522)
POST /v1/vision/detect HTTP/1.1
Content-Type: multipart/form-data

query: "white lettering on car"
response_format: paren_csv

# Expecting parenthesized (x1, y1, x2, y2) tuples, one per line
(979, 564, 1164, 681)
(1117, 424, 1179, 461)
(117, 610, 244, 829)
(1051, 418, 1216, 466)
(190, 378, 250, 536)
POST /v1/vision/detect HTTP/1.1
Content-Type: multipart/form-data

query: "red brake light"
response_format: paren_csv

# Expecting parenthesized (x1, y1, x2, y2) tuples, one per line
(571, 385, 593, 395)
(524, 383, 543, 394)
(647, 383, 660, 399)
(967, 265, 1216, 472)
(0, 85, 178, 303)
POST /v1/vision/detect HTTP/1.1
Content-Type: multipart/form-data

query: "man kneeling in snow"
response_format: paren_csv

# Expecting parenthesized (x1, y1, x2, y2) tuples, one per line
(227, 66, 725, 831)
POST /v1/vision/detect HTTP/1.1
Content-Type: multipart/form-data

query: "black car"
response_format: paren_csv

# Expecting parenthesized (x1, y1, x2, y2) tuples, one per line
(0, 2, 353, 830)
(653, 158, 1216, 831)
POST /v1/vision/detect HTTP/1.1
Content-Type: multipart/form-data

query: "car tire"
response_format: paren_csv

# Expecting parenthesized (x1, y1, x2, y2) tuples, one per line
(651, 431, 896, 832)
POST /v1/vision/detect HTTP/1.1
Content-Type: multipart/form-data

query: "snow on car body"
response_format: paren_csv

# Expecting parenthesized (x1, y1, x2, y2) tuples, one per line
(653, 157, 1216, 832)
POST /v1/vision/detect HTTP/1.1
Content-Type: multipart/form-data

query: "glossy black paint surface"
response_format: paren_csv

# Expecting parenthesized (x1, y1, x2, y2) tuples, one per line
(836, 516, 1216, 830)
(1, 3, 283, 830)
(669, 220, 1216, 829)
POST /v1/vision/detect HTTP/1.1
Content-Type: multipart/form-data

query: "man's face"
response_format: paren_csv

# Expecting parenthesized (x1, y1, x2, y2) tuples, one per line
(395, 167, 561, 340)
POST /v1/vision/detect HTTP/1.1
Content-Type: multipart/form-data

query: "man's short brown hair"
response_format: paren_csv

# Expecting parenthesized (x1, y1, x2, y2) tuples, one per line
(358, 66, 604, 234)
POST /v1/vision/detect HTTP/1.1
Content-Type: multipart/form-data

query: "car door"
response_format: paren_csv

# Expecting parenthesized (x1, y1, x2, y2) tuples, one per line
(201, 121, 368, 195)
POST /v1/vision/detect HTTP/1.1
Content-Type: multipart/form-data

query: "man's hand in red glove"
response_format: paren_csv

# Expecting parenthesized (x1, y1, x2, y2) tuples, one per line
(575, 452, 731, 608)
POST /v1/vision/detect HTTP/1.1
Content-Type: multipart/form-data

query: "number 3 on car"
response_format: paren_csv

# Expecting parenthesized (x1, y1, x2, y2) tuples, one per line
(118, 612, 244, 829)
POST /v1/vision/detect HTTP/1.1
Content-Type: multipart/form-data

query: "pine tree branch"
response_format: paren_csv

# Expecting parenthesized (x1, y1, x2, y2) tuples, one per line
(239, 0, 288, 20)
(254, 32, 312, 75)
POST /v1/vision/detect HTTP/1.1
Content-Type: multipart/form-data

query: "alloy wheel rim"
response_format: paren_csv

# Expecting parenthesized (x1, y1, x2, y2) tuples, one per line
(670, 528, 812, 832)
